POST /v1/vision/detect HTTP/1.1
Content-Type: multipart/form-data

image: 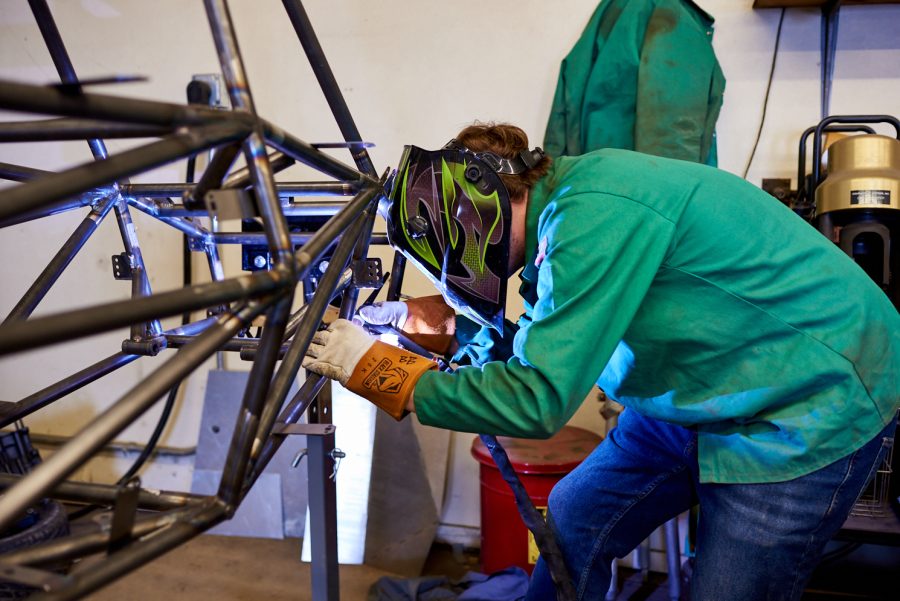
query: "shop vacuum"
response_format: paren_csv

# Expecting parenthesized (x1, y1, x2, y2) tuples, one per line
(796, 115, 900, 512)
(796, 115, 900, 310)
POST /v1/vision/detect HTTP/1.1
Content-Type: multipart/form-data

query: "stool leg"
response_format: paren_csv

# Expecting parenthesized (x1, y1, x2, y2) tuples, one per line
(665, 518, 681, 601)
(605, 558, 618, 601)
(638, 538, 651, 582)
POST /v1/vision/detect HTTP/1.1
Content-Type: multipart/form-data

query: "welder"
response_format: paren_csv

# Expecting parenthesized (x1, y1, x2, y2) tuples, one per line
(303, 123, 900, 601)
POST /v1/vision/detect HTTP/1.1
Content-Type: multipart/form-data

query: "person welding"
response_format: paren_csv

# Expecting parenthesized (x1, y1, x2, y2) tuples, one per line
(303, 122, 900, 600)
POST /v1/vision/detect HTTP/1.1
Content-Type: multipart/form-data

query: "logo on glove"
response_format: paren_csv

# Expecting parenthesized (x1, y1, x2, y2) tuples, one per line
(363, 358, 409, 395)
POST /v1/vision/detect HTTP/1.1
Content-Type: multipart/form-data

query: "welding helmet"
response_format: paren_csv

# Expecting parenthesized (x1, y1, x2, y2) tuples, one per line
(384, 139, 545, 331)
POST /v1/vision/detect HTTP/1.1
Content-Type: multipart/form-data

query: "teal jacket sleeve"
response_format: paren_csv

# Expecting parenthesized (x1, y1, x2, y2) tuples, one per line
(414, 193, 676, 437)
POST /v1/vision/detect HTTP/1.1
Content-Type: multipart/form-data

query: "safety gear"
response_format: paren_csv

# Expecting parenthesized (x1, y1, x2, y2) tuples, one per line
(384, 141, 544, 331)
(356, 301, 408, 331)
(357, 295, 456, 355)
(303, 319, 437, 420)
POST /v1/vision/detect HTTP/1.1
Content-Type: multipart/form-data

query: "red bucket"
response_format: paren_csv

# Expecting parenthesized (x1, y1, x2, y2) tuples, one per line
(471, 426, 602, 574)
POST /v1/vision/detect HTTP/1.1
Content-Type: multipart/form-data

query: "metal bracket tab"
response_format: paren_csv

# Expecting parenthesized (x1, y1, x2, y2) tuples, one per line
(111, 253, 133, 280)
(204, 189, 258, 220)
(187, 235, 208, 252)
(108, 477, 141, 554)
(351, 257, 383, 289)
(273, 423, 335, 437)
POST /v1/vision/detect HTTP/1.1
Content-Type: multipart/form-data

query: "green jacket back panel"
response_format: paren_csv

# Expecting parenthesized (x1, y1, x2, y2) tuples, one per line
(415, 150, 900, 484)
(544, 0, 725, 165)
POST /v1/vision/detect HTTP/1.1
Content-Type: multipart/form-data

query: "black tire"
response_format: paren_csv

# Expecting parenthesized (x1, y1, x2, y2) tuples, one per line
(0, 499, 70, 600)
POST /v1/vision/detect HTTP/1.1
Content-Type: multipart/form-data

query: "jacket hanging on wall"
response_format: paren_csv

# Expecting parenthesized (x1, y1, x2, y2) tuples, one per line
(543, 0, 725, 165)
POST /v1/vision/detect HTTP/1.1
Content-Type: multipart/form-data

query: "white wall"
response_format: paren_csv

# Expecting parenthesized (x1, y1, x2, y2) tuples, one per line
(1, 0, 899, 546)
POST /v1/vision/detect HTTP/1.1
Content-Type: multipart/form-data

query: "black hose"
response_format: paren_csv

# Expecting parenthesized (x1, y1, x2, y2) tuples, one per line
(479, 434, 576, 601)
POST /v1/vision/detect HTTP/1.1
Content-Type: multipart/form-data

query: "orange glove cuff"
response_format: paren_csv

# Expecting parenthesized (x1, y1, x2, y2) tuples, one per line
(345, 340, 438, 420)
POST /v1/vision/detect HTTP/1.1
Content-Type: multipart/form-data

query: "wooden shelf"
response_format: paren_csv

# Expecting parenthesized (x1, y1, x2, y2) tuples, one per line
(754, 0, 900, 7)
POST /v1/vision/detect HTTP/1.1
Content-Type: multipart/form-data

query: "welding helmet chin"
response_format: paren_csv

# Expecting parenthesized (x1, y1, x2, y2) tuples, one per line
(383, 140, 545, 332)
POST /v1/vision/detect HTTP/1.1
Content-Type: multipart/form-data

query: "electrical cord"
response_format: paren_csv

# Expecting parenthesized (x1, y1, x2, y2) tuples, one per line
(742, 8, 786, 180)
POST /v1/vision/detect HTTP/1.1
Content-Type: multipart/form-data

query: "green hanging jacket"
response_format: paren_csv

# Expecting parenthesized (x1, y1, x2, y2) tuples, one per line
(413, 150, 900, 484)
(544, 0, 725, 165)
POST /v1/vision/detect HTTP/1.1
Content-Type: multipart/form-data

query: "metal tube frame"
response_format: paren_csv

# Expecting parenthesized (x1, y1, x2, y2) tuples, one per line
(0, 1, 394, 598)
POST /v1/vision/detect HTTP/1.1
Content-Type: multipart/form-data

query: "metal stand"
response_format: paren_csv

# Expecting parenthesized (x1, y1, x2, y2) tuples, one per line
(274, 387, 340, 601)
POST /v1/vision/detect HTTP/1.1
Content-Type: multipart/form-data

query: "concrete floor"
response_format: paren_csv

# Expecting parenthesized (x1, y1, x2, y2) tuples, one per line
(82, 535, 400, 601)
(69, 534, 895, 600)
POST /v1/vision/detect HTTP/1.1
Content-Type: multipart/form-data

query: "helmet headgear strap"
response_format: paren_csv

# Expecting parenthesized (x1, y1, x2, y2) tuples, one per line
(443, 139, 545, 175)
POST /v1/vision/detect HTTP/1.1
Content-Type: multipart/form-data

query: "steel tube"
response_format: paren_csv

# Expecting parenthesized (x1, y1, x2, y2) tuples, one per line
(0, 474, 198, 511)
(0, 352, 138, 429)
(0, 123, 248, 222)
(243, 374, 326, 494)
(163, 335, 278, 353)
(27, 0, 164, 338)
(28, 0, 109, 163)
(4, 194, 118, 322)
(0, 269, 287, 356)
(203, 0, 294, 269)
(123, 181, 355, 199)
(282, 0, 376, 177)
(124, 197, 210, 239)
(0, 505, 203, 567)
(0, 161, 49, 182)
(294, 181, 381, 275)
(262, 120, 367, 184)
(222, 150, 295, 190)
(284, 268, 353, 340)
(29, 501, 228, 601)
(249, 205, 371, 475)
(0, 193, 99, 229)
(386, 250, 407, 302)
(189, 143, 242, 205)
(217, 296, 292, 507)
(0, 302, 268, 534)
(0, 318, 212, 428)
(282, 182, 355, 196)
(0, 79, 244, 130)
(0, 119, 171, 142)
(211, 232, 387, 246)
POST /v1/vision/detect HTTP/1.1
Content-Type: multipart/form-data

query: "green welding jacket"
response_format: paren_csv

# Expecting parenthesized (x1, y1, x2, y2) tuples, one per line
(544, 0, 725, 165)
(413, 150, 900, 484)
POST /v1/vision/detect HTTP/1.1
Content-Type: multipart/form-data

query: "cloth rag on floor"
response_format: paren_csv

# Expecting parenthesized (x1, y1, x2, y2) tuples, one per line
(544, 0, 725, 165)
(367, 567, 529, 601)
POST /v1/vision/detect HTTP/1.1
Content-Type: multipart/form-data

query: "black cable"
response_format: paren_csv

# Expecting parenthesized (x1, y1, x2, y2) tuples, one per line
(742, 8, 786, 180)
(480, 434, 576, 601)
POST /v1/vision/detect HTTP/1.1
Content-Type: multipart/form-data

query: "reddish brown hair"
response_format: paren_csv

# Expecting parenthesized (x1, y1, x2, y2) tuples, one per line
(455, 122, 552, 201)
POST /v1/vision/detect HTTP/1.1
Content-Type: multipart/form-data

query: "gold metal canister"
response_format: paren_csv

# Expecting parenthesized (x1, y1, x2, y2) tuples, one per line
(816, 134, 900, 215)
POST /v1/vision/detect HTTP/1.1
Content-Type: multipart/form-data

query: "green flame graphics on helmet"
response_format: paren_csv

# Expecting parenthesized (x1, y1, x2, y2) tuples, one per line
(386, 145, 511, 331)
(399, 161, 439, 271)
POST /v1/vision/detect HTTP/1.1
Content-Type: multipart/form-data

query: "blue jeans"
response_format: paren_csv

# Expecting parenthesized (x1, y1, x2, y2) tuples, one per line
(525, 409, 896, 601)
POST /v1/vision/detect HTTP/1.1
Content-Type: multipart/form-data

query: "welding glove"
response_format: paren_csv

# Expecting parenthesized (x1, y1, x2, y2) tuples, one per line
(356, 295, 456, 355)
(302, 318, 437, 420)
